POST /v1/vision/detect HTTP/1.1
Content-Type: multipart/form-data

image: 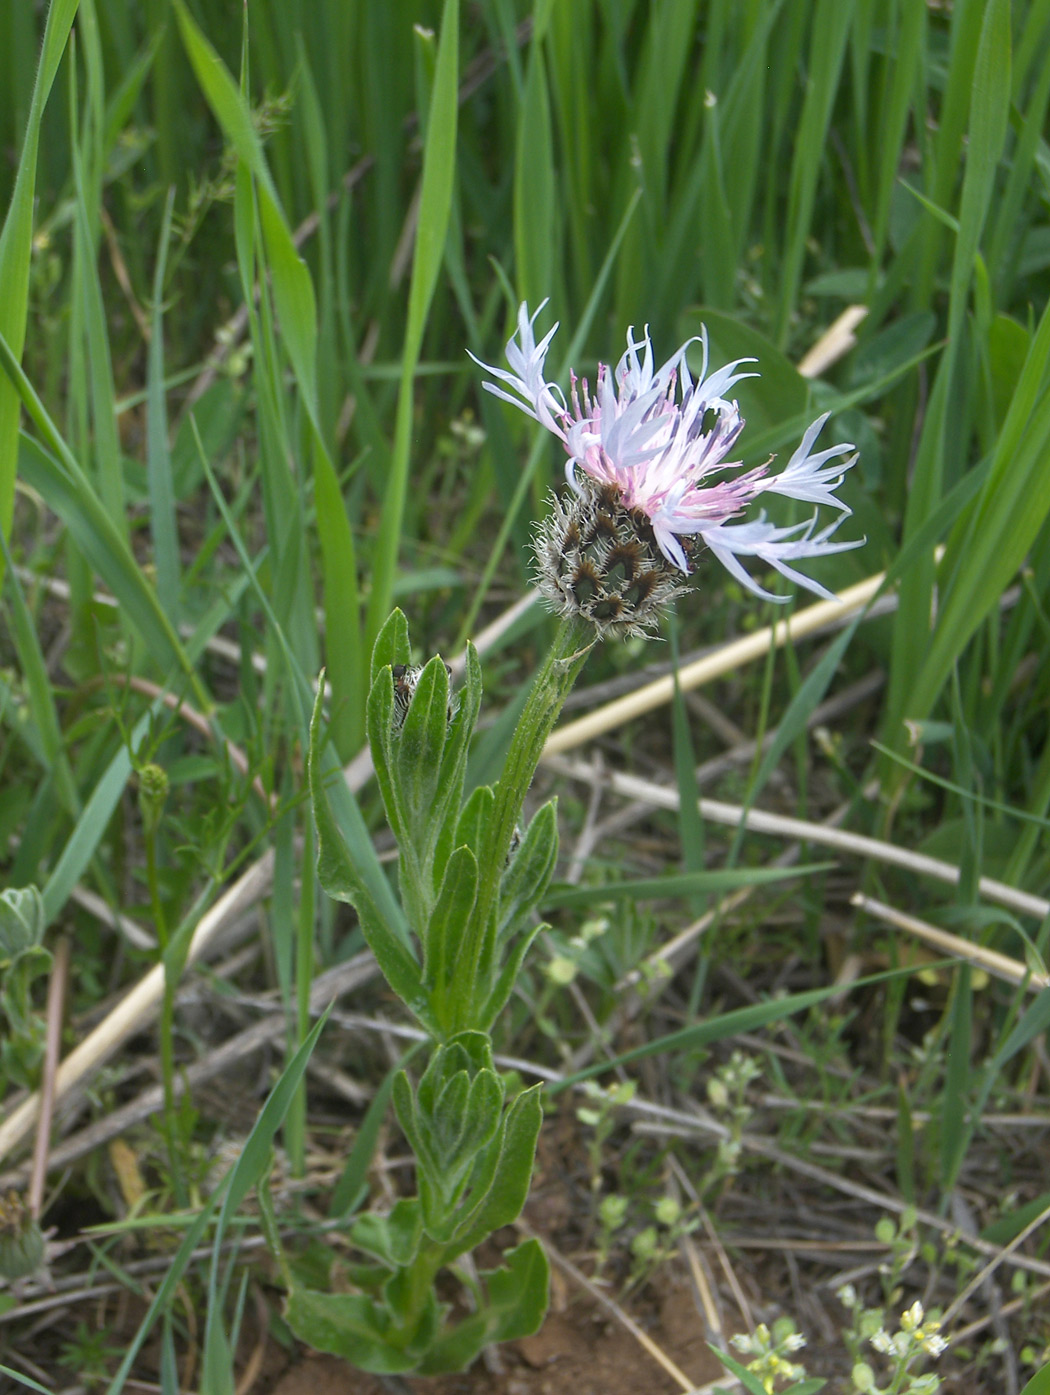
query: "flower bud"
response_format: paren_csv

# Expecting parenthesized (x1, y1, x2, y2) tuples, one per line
(0, 1190, 44, 1280)
(137, 762, 169, 837)
(533, 478, 686, 638)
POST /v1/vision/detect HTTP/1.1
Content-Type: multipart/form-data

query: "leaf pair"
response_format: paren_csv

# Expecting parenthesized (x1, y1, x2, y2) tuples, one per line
(285, 1238, 547, 1377)
(313, 609, 563, 1038)
(392, 1032, 542, 1253)
(284, 1031, 549, 1374)
(367, 609, 482, 938)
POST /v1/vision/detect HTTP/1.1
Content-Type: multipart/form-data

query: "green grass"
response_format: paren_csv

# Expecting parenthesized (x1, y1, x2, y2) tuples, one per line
(2, 1, 1050, 1389)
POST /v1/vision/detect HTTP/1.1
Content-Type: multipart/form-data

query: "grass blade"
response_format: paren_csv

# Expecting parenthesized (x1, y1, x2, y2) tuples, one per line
(6, 403, 207, 710)
(174, 0, 362, 751)
(364, 0, 459, 650)
(146, 186, 181, 621)
(0, 0, 80, 564)
(552, 963, 937, 1092)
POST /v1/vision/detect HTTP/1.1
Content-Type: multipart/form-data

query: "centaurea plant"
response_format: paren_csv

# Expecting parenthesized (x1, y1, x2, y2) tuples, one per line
(288, 305, 859, 1374)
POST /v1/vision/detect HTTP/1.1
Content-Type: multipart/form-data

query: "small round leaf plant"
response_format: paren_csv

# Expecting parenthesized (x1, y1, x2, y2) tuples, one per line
(293, 305, 860, 1375)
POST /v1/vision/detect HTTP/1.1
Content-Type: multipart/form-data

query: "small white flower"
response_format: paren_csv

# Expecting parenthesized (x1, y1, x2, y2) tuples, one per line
(473, 303, 861, 603)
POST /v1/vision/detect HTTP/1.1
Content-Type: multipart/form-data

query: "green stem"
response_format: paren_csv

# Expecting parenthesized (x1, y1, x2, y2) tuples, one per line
(146, 827, 185, 1207)
(394, 1237, 448, 1343)
(463, 614, 596, 1024)
(290, 817, 315, 1178)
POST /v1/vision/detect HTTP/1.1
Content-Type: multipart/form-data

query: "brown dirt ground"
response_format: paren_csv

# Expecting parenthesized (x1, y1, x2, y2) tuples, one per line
(261, 1278, 724, 1395)
(5, 1022, 1039, 1392)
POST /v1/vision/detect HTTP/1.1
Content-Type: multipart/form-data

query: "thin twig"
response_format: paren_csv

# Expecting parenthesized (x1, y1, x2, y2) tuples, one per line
(0, 954, 377, 1188)
(0, 589, 539, 1169)
(796, 304, 868, 378)
(28, 935, 70, 1217)
(515, 1219, 701, 1393)
(852, 892, 1049, 990)
(949, 1277, 1050, 1345)
(543, 570, 888, 756)
(545, 756, 1050, 922)
(0, 851, 276, 1165)
(941, 1198, 1050, 1329)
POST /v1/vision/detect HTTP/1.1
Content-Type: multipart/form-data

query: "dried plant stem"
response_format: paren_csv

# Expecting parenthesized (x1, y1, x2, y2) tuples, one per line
(851, 893, 1049, 990)
(941, 1197, 1050, 1329)
(543, 569, 886, 757)
(0, 593, 539, 1169)
(0, 956, 377, 1188)
(515, 1219, 699, 1393)
(0, 851, 275, 1165)
(28, 935, 69, 1217)
(796, 304, 868, 378)
(545, 756, 1050, 922)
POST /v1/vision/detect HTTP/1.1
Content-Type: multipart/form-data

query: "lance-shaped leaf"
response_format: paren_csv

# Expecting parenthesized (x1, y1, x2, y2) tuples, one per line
(351, 1198, 423, 1270)
(392, 656, 459, 912)
(367, 665, 416, 889)
(309, 684, 425, 1023)
(393, 648, 483, 894)
(454, 783, 495, 859)
(284, 1286, 433, 1374)
(394, 1037, 505, 1220)
(475, 1238, 550, 1341)
(430, 642, 483, 890)
(414, 1240, 550, 1375)
(478, 923, 546, 1034)
(421, 844, 480, 1035)
(370, 608, 412, 683)
(444, 1084, 544, 1258)
(367, 622, 483, 934)
(497, 799, 559, 945)
(0, 887, 45, 960)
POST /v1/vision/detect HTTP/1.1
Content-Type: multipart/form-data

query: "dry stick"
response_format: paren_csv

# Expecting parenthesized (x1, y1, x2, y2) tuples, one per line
(668, 1153, 754, 1338)
(0, 1232, 278, 1324)
(757, 1096, 1050, 1130)
(796, 304, 868, 379)
(852, 892, 1049, 990)
(692, 668, 885, 787)
(941, 1197, 1050, 1330)
(543, 570, 887, 758)
(549, 555, 1021, 762)
(0, 955, 379, 1189)
(564, 685, 884, 1057)
(80, 672, 275, 812)
(617, 787, 864, 1001)
(630, 1111, 1050, 1281)
(0, 593, 535, 1169)
(515, 1218, 700, 1393)
(0, 849, 275, 1165)
(68, 882, 156, 952)
(950, 1278, 1050, 1346)
(544, 756, 1050, 923)
(27, 935, 70, 1217)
